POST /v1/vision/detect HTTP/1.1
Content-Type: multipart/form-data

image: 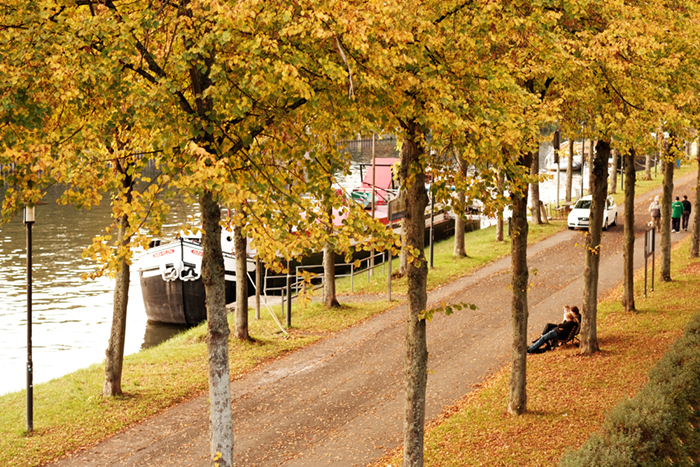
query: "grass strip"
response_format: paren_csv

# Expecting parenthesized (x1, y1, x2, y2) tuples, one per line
(331, 221, 564, 296)
(374, 236, 700, 467)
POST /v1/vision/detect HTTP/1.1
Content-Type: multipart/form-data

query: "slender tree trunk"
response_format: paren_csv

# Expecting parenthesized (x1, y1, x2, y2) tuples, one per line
(323, 242, 340, 307)
(565, 138, 573, 202)
(581, 140, 609, 355)
(530, 151, 541, 224)
(622, 150, 636, 312)
(644, 153, 652, 181)
(453, 153, 468, 256)
(609, 149, 618, 194)
(507, 152, 531, 415)
(691, 154, 700, 258)
(103, 162, 133, 397)
(399, 121, 429, 467)
(200, 191, 234, 467)
(454, 190, 466, 256)
(496, 169, 505, 242)
(234, 218, 249, 341)
(661, 149, 674, 282)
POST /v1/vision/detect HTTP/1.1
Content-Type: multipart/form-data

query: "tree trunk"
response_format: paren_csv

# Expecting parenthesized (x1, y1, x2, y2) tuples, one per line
(530, 151, 541, 224)
(565, 138, 573, 202)
(399, 121, 429, 467)
(234, 219, 249, 341)
(580, 140, 609, 355)
(507, 152, 531, 415)
(644, 153, 652, 181)
(691, 154, 700, 258)
(496, 169, 505, 242)
(453, 153, 468, 256)
(454, 189, 466, 256)
(622, 150, 636, 312)
(200, 191, 234, 467)
(609, 149, 618, 194)
(661, 150, 674, 282)
(323, 242, 340, 307)
(103, 164, 133, 397)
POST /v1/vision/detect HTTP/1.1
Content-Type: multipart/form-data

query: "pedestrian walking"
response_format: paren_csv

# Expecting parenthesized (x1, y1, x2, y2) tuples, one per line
(649, 195, 661, 229)
(682, 195, 692, 231)
(672, 196, 684, 233)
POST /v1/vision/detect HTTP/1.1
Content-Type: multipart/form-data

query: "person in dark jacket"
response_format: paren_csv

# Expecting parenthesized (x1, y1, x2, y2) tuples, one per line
(682, 195, 692, 231)
(528, 311, 578, 354)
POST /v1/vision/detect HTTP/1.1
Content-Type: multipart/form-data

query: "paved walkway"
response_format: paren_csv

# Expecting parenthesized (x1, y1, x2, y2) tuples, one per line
(51, 173, 697, 466)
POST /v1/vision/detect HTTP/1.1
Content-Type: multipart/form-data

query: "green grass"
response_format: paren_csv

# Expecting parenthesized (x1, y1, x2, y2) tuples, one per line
(331, 221, 565, 296)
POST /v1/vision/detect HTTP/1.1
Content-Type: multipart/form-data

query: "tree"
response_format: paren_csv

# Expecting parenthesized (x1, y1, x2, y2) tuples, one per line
(621, 149, 636, 312)
(507, 152, 532, 414)
(580, 140, 609, 354)
(453, 151, 468, 256)
(233, 214, 250, 341)
(565, 137, 574, 202)
(529, 151, 541, 224)
(660, 141, 675, 282)
(691, 151, 700, 258)
(609, 148, 618, 194)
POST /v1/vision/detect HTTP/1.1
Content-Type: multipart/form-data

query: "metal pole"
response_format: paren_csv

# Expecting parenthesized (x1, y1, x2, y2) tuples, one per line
(557, 159, 560, 208)
(25, 207, 34, 433)
(255, 258, 261, 320)
(644, 230, 648, 298)
(429, 192, 435, 268)
(286, 261, 291, 328)
(580, 138, 585, 197)
(370, 134, 376, 276)
(388, 201, 392, 302)
(652, 228, 656, 292)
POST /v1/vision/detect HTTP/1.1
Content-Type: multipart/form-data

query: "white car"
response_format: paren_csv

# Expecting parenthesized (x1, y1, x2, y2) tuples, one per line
(567, 195, 618, 231)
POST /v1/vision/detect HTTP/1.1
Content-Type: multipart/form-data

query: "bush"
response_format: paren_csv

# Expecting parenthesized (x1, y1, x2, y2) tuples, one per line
(559, 313, 700, 467)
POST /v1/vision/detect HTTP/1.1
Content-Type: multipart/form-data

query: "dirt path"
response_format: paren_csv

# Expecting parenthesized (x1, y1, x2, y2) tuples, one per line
(50, 174, 697, 467)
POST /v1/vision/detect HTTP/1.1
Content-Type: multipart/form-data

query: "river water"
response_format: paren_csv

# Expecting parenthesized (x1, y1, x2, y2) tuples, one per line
(0, 138, 581, 396)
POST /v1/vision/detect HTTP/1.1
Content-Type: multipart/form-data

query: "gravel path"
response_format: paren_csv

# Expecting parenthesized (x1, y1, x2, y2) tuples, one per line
(50, 173, 697, 467)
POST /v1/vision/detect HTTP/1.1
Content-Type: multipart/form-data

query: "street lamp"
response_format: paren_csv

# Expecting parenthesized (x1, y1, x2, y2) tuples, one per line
(24, 205, 34, 433)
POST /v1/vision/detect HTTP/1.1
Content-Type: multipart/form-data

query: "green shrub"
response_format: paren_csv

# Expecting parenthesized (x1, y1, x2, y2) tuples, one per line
(560, 314, 700, 467)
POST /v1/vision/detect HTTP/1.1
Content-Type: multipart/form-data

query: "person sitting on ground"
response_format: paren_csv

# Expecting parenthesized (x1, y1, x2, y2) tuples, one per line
(528, 311, 578, 354)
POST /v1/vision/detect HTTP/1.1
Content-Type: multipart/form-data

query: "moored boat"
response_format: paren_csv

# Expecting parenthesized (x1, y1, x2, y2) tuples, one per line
(137, 233, 255, 325)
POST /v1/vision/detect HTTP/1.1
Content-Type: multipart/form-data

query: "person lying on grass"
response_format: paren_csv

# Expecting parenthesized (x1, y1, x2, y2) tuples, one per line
(528, 311, 578, 354)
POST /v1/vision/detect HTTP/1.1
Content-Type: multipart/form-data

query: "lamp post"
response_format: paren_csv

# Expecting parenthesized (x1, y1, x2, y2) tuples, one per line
(24, 205, 34, 433)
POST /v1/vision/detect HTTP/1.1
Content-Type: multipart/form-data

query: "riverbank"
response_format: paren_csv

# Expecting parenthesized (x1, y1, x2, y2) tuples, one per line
(374, 234, 700, 466)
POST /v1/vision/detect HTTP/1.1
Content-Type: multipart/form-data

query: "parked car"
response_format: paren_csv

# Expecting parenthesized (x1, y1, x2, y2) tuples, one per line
(567, 195, 618, 231)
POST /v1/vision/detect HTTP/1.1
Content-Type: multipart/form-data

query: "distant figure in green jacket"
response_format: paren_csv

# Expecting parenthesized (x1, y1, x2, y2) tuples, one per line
(672, 196, 684, 233)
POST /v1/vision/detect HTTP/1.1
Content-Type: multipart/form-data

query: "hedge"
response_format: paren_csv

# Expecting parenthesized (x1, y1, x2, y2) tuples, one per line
(559, 313, 700, 467)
